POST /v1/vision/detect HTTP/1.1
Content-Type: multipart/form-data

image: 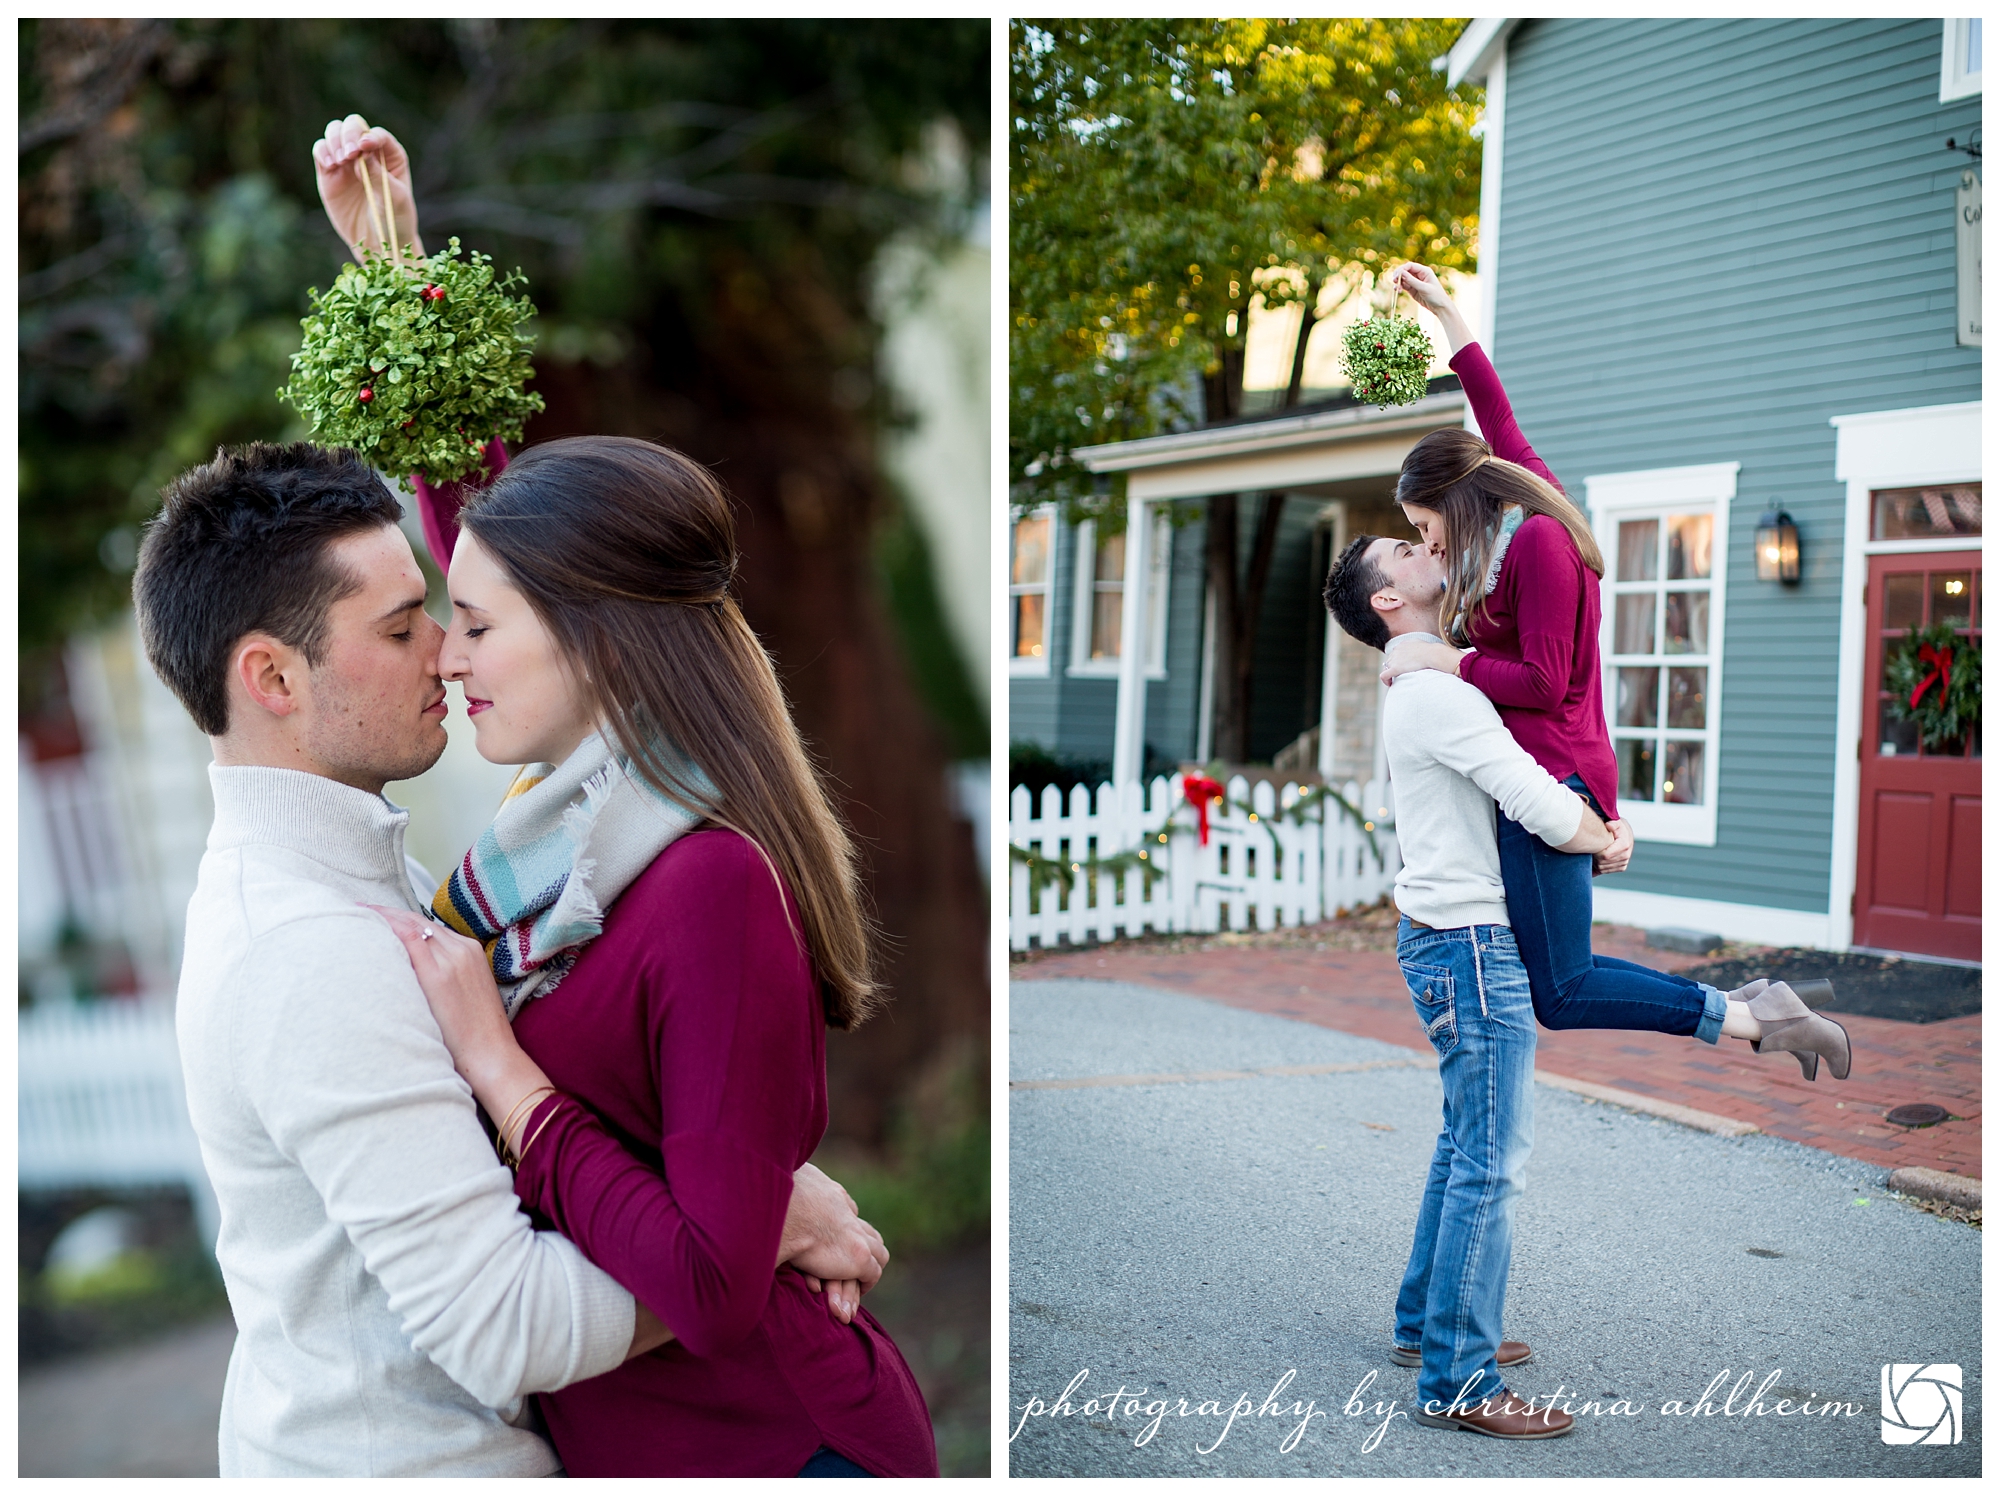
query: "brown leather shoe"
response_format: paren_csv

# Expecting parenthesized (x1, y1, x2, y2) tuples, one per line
(1390, 1339, 1532, 1369)
(1413, 1387, 1574, 1439)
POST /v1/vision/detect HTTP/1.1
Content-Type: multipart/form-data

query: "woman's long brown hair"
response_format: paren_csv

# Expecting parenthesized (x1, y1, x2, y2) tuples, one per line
(462, 436, 878, 1028)
(1396, 426, 1605, 645)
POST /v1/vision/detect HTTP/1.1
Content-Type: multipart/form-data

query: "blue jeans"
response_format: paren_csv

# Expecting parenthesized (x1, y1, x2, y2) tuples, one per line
(1496, 775, 1725, 1044)
(1392, 918, 1537, 1412)
(798, 1447, 873, 1477)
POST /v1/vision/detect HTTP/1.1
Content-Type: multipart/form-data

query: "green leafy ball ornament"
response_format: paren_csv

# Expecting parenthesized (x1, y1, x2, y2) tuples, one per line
(279, 236, 543, 489)
(1340, 313, 1434, 407)
(1883, 619, 1980, 752)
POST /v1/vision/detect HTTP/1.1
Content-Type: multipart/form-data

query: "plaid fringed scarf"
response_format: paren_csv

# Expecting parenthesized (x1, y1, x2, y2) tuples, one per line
(432, 732, 706, 1018)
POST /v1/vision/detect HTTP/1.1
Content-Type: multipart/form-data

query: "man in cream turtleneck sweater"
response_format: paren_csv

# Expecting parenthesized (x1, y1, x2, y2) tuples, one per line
(134, 443, 883, 1475)
(1323, 533, 1617, 1444)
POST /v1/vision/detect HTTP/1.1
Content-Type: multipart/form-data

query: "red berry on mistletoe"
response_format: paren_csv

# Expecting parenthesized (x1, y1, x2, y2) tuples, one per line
(422, 284, 444, 302)
(358, 387, 374, 403)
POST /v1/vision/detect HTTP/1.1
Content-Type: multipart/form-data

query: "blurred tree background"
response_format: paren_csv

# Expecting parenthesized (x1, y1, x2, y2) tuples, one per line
(20, 13, 988, 1146)
(21, 19, 991, 1469)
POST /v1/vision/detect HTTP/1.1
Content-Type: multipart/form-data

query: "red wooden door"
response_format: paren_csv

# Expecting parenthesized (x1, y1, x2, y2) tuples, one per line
(1853, 548, 1981, 959)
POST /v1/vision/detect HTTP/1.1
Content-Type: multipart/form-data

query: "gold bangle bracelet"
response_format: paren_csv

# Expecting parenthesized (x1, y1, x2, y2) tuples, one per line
(497, 1085, 556, 1160)
(513, 1104, 562, 1168)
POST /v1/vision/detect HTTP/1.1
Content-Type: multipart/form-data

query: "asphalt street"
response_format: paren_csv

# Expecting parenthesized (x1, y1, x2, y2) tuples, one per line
(1009, 978, 1981, 1478)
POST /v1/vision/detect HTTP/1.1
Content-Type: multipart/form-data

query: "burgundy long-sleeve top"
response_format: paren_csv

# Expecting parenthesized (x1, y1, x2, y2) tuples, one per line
(1447, 342, 1621, 820)
(414, 465, 934, 1477)
(507, 831, 937, 1477)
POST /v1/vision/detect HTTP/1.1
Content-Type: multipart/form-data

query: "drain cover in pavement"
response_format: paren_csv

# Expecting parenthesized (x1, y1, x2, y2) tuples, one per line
(1885, 1103, 1951, 1127)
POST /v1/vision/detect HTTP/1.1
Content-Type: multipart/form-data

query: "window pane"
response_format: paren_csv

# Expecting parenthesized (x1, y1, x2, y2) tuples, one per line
(1616, 667, 1659, 727)
(1013, 593, 1045, 658)
(1662, 741, 1704, 805)
(1667, 667, 1707, 729)
(1089, 590, 1123, 658)
(1617, 519, 1659, 581)
(1879, 707, 1920, 757)
(1663, 591, 1708, 654)
(1614, 594, 1657, 655)
(1871, 485, 1982, 540)
(1931, 571, 1973, 628)
(1882, 573, 1924, 631)
(1667, 514, 1712, 580)
(1617, 738, 1656, 802)
(1094, 530, 1126, 584)
(1012, 514, 1050, 585)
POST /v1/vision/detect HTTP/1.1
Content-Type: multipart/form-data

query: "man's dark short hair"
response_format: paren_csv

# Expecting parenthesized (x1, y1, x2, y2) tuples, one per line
(1324, 533, 1391, 651)
(133, 442, 405, 736)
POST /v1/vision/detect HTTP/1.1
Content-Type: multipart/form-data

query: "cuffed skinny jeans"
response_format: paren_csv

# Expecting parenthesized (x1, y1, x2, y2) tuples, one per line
(1392, 918, 1536, 1413)
(1496, 775, 1726, 1044)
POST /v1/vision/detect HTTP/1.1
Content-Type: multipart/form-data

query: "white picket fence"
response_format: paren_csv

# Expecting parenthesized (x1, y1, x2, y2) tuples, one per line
(1009, 773, 1399, 950)
(18, 997, 219, 1247)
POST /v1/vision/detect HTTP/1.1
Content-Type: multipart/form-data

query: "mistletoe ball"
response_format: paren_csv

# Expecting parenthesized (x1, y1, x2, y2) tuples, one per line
(1340, 313, 1435, 407)
(279, 236, 544, 488)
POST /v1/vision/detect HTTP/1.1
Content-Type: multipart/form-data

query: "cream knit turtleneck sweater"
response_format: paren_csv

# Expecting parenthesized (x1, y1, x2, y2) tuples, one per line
(176, 765, 634, 1476)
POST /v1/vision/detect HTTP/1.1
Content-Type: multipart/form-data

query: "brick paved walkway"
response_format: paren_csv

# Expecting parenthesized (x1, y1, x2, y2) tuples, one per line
(1015, 926, 1981, 1179)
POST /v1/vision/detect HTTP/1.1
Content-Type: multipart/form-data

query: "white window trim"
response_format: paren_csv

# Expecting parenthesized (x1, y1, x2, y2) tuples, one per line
(1826, 401, 1981, 949)
(1067, 517, 1169, 679)
(1942, 18, 1982, 101)
(1008, 504, 1056, 678)
(1068, 518, 1118, 677)
(1583, 461, 1738, 848)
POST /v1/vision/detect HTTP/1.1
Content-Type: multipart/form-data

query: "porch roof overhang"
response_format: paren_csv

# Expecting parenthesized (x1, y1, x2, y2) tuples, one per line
(1070, 389, 1466, 503)
(1437, 18, 1516, 87)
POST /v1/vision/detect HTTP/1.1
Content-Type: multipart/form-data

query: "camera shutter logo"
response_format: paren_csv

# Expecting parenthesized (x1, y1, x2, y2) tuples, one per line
(1880, 1364, 1962, 1445)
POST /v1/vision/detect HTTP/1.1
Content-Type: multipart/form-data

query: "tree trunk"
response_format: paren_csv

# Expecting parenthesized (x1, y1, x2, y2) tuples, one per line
(1205, 489, 1287, 764)
(1283, 273, 1327, 408)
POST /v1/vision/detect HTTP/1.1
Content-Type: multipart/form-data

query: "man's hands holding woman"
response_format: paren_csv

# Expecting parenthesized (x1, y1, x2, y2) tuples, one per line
(367, 904, 884, 1329)
(313, 114, 423, 261)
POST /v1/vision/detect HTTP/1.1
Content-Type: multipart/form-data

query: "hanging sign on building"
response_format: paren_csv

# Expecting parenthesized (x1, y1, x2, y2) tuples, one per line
(1957, 169, 1981, 347)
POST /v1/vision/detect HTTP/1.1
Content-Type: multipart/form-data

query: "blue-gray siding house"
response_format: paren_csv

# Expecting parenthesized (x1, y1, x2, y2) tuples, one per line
(1010, 18, 1981, 958)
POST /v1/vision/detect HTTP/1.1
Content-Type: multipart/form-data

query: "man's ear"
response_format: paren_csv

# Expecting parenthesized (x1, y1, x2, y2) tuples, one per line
(232, 636, 307, 719)
(1370, 586, 1404, 619)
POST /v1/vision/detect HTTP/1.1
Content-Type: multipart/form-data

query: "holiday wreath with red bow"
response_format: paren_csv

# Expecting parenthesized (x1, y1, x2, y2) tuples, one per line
(1883, 620, 1980, 752)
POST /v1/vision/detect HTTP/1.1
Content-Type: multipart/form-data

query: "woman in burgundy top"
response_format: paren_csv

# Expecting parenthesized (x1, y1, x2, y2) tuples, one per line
(1367, 264, 1851, 1081)
(375, 435, 938, 1476)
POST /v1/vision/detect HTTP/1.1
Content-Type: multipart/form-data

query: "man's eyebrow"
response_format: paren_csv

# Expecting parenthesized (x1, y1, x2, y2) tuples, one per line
(373, 595, 427, 623)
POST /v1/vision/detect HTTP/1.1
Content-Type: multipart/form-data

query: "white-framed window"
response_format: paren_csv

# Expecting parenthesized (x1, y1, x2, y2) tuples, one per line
(1010, 505, 1055, 676)
(1067, 514, 1170, 677)
(1942, 18, 1982, 101)
(1583, 462, 1737, 847)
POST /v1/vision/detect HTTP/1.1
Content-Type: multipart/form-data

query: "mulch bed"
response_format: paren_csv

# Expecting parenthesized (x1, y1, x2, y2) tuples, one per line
(1679, 950, 1982, 1025)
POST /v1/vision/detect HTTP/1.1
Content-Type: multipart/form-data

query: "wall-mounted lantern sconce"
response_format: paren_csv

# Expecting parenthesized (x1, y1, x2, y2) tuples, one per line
(1755, 509, 1800, 583)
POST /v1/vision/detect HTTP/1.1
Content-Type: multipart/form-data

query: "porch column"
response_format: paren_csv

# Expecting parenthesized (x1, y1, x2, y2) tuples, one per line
(1111, 491, 1153, 785)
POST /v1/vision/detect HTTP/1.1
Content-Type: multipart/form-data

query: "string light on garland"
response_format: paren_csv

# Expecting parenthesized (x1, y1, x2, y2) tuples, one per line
(1883, 620, 1980, 752)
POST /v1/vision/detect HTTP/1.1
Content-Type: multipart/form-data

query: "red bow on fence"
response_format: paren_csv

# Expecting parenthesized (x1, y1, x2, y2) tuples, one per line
(1909, 642, 1955, 710)
(1182, 775, 1225, 846)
